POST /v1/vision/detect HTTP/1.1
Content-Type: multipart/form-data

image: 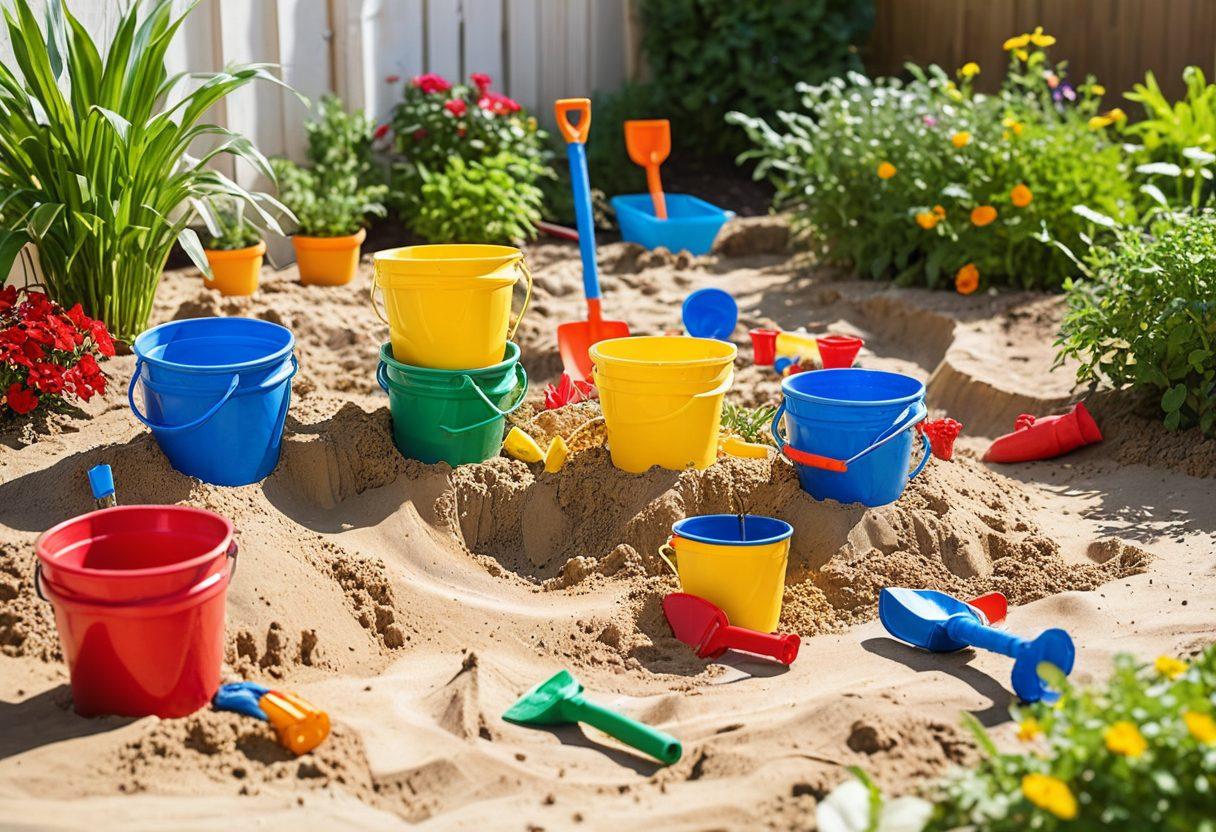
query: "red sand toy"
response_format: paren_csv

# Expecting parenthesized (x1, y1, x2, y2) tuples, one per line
(663, 592, 800, 665)
(749, 328, 778, 365)
(816, 334, 864, 369)
(983, 402, 1102, 463)
(918, 418, 963, 461)
(214, 681, 331, 755)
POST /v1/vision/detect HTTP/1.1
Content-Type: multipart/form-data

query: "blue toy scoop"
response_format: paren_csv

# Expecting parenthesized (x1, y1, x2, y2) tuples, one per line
(878, 588, 1075, 703)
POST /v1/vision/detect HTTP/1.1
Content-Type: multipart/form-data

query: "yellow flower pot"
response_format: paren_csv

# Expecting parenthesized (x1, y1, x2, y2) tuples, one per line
(202, 240, 265, 296)
(292, 227, 366, 286)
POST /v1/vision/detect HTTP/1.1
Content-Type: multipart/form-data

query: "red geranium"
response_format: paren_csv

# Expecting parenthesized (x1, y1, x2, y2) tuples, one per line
(4, 383, 38, 415)
(373, 123, 392, 140)
(412, 73, 451, 94)
(477, 92, 520, 116)
(444, 99, 467, 118)
(470, 73, 492, 94)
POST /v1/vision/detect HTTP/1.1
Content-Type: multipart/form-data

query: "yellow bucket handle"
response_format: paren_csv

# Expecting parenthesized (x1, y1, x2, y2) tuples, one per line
(370, 280, 389, 326)
(657, 537, 680, 578)
(507, 258, 533, 341)
(598, 372, 733, 427)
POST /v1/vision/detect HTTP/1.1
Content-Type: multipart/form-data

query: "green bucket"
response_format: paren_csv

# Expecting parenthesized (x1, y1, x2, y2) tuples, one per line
(377, 341, 528, 466)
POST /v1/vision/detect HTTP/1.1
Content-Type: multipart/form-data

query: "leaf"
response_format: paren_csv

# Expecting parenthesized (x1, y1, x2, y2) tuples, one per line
(176, 226, 211, 277)
(0, 228, 31, 280)
(1136, 161, 1183, 177)
(1162, 383, 1188, 412)
(1072, 205, 1118, 228)
(1139, 183, 1169, 208)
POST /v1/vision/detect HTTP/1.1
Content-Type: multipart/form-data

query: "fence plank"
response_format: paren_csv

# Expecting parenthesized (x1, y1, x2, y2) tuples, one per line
(425, 0, 462, 82)
(463, 0, 503, 85)
(276, 0, 332, 160)
(590, 0, 627, 94)
(505, 0, 540, 111)
(218, 0, 285, 187)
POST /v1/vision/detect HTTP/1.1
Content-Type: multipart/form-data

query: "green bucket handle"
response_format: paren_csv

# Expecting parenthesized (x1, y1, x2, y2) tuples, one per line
(771, 400, 929, 476)
(376, 360, 529, 435)
(596, 371, 733, 427)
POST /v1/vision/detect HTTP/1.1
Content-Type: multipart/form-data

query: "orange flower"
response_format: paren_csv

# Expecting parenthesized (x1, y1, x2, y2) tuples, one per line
(877, 162, 896, 179)
(1011, 184, 1033, 207)
(916, 211, 939, 230)
(955, 263, 979, 294)
(951, 131, 971, 148)
(971, 205, 997, 227)
(932, 204, 947, 219)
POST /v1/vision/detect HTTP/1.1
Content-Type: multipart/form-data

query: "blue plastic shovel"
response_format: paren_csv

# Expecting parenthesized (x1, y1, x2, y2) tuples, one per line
(878, 587, 1075, 703)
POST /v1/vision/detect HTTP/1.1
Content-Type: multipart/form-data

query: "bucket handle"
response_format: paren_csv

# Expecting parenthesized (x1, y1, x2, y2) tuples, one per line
(439, 364, 529, 435)
(596, 372, 734, 427)
(369, 258, 534, 341)
(35, 540, 239, 605)
(770, 400, 928, 474)
(657, 537, 680, 579)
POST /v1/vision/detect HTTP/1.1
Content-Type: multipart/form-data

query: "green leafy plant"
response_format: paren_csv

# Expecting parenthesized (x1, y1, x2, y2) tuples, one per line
(720, 402, 778, 445)
(729, 34, 1136, 292)
(1123, 68, 1216, 211)
(408, 152, 548, 244)
(1056, 212, 1216, 434)
(0, 0, 290, 343)
(639, 0, 873, 157)
(270, 95, 387, 237)
(200, 198, 261, 251)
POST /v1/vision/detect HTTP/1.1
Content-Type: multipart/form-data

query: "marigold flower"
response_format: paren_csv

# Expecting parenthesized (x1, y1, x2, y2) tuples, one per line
(1155, 655, 1187, 679)
(955, 263, 979, 295)
(1014, 48, 1029, 61)
(915, 211, 939, 230)
(1105, 720, 1148, 757)
(1011, 184, 1033, 207)
(1022, 774, 1077, 820)
(1030, 26, 1056, 47)
(1017, 717, 1043, 742)
(877, 162, 896, 179)
(932, 204, 947, 218)
(1089, 108, 1127, 130)
(1091, 84, 1106, 96)
(959, 62, 980, 79)
(971, 205, 997, 227)
(1004, 33, 1031, 50)
(951, 131, 971, 148)
(1002, 116, 1024, 136)
(1184, 711, 1216, 744)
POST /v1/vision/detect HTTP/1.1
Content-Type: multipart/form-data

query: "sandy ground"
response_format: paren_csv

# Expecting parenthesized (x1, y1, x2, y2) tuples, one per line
(1, 219, 1214, 831)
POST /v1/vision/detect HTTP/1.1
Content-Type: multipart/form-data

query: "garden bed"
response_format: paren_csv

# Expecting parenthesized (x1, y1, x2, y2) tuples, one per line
(0, 232, 1212, 828)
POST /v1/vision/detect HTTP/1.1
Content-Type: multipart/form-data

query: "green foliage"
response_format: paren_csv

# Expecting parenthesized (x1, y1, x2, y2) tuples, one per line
(0, 0, 290, 342)
(408, 152, 548, 244)
(926, 645, 1216, 830)
(729, 41, 1137, 291)
(1124, 68, 1216, 211)
(200, 198, 261, 250)
(721, 402, 777, 445)
(271, 95, 387, 237)
(1056, 212, 1216, 434)
(639, 0, 873, 156)
(586, 82, 665, 198)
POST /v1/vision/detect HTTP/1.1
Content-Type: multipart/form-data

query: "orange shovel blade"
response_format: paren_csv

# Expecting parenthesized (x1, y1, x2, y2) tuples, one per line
(557, 318, 630, 382)
(625, 120, 671, 167)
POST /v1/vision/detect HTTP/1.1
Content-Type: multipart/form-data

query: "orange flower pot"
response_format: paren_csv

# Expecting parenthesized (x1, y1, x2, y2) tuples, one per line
(203, 240, 265, 296)
(292, 227, 366, 286)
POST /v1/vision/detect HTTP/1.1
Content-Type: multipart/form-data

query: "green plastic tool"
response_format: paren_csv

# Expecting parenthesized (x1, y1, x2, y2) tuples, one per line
(503, 670, 682, 765)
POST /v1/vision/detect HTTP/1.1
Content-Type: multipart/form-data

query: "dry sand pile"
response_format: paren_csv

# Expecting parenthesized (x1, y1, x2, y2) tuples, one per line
(1, 218, 1213, 830)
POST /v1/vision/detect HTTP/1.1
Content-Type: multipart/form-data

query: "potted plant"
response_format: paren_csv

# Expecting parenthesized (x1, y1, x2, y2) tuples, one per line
(271, 96, 387, 286)
(200, 199, 265, 296)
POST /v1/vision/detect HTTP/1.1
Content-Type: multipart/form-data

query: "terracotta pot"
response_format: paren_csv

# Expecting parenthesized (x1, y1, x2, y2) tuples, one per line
(292, 227, 366, 286)
(202, 240, 265, 296)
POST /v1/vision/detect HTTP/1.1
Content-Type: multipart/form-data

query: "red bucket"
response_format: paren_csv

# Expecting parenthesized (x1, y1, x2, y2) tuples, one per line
(816, 334, 864, 369)
(35, 506, 236, 718)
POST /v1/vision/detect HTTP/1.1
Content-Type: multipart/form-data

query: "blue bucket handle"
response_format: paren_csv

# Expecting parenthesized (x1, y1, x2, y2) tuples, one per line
(771, 399, 929, 475)
(129, 355, 298, 434)
(440, 364, 529, 435)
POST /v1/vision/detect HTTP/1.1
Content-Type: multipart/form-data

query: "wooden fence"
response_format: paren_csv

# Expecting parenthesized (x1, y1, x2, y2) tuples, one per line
(869, 0, 1216, 103)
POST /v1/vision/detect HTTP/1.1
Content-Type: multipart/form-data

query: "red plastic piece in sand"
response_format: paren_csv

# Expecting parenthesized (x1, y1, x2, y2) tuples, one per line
(918, 417, 963, 461)
(983, 402, 1102, 463)
(816, 334, 864, 369)
(543, 372, 594, 410)
(749, 328, 778, 366)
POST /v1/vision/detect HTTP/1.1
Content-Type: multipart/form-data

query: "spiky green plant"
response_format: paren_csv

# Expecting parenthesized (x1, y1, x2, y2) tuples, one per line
(720, 402, 778, 446)
(0, 0, 293, 342)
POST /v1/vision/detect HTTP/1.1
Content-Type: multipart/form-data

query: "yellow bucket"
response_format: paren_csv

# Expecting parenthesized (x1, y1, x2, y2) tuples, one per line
(659, 514, 792, 632)
(591, 336, 736, 473)
(372, 244, 532, 370)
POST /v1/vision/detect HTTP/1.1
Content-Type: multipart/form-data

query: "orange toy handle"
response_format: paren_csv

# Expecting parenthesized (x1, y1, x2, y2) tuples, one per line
(260, 690, 331, 756)
(646, 167, 668, 220)
(555, 98, 591, 144)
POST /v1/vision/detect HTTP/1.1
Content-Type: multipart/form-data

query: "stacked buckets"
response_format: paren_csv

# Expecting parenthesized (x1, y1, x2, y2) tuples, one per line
(373, 245, 531, 466)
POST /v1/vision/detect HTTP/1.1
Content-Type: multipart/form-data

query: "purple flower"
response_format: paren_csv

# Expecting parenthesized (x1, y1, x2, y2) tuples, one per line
(1052, 82, 1076, 104)
(923, 115, 938, 127)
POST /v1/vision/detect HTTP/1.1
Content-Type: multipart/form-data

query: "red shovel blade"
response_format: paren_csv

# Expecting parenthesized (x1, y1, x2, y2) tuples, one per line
(557, 304, 630, 382)
(966, 592, 1007, 625)
(663, 593, 800, 665)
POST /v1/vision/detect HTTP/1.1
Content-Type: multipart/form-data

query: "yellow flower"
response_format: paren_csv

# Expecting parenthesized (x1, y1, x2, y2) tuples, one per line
(1156, 655, 1187, 679)
(1011, 184, 1033, 207)
(971, 205, 997, 227)
(1089, 115, 1111, 130)
(1108, 107, 1127, 122)
(1017, 717, 1043, 742)
(1014, 48, 1030, 61)
(932, 204, 947, 219)
(1091, 84, 1106, 96)
(1184, 711, 1216, 744)
(916, 211, 939, 230)
(944, 81, 963, 102)
(1030, 26, 1056, 47)
(955, 263, 979, 295)
(877, 162, 896, 180)
(1022, 774, 1078, 820)
(951, 131, 971, 148)
(1105, 721, 1148, 757)
(1004, 33, 1031, 51)
(1002, 116, 1024, 136)
(959, 62, 980, 79)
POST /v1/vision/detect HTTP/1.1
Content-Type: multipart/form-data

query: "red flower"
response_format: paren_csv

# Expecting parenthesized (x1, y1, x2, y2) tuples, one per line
(444, 98, 467, 118)
(385, 74, 401, 83)
(0, 285, 17, 313)
(46, 314, 81, 350)
(64, 302, 91, 331)
(88, 320, 115, 357)
(23, 323, 53, 346)
(470, 72, 492, 94)
(28, 361, 65, 394)
(412, 73, 451, 94)
(412, 128, 428, 142)
(373, 123, 391, 140)
(543, 373, 595, 410)
(4, 383, 38, 415)
(477, 92, 520, 116)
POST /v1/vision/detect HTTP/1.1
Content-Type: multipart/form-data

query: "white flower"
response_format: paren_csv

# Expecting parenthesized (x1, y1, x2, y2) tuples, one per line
(817, 777, 933, 832)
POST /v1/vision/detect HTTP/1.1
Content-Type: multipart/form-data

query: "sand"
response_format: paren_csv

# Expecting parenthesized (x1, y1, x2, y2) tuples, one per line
(1, 216, 1214, 831)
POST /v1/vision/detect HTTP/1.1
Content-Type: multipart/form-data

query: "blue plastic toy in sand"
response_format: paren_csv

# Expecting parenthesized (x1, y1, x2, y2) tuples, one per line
(681, 288, 738, 341)
(129, 317, 297, 487)
(611, 194, 734, 256)
(772, 368, 930, 507)
(879, 588, 1076, 703)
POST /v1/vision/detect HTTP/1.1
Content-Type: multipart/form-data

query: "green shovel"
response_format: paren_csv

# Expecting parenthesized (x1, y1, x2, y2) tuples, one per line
(503, 670, 682, 765)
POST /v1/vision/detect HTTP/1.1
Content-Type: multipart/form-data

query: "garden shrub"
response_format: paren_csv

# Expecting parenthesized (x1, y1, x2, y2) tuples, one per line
(639, 0, 873, 157)
(1123, 68, 1216, 211)
(386, 73, 553, 241)
(408, 153, 548, 244)
(271, 96, 387, 237)
(729, 34, 1138, 292)
(1056, 212, 1216, 434)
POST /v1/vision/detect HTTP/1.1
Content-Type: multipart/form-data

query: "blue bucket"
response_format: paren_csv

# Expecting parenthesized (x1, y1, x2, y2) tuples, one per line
(682, 288, 738, 341)
(611, 194, 735, 255)
(772, 369, 931, 507)
(129, 318, 297, 486)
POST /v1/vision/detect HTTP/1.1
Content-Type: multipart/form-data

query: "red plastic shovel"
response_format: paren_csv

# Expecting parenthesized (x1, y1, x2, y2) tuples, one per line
(663, 593, 800, 665)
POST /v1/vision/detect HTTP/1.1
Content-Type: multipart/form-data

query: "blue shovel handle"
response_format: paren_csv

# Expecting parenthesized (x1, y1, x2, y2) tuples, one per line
(555, 98, 600, 303)
(945, 615, 1076, 703)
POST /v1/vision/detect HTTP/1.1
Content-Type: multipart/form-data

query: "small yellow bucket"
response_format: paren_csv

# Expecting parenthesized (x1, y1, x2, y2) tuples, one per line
(591, 336, 736, 473)
(372, 244, 532, 370)
(659, 514, 792, 632)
